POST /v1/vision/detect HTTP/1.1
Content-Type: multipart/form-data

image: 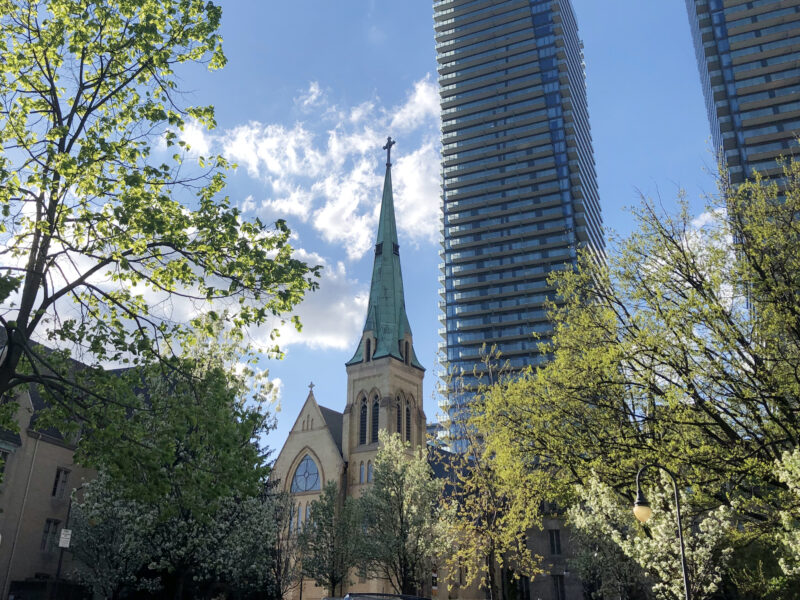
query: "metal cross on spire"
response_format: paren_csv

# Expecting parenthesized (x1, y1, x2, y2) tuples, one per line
(308, 381, 315, 393)
(383, 136, 396, 166)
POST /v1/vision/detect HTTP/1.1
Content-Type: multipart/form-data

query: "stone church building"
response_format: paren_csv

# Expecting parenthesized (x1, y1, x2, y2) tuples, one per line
(272, 140, 430, 599)
(272, 143, 581, 600)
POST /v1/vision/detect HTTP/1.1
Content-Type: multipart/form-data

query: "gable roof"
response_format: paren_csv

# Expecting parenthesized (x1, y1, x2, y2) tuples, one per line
(318, 405, 343, 456)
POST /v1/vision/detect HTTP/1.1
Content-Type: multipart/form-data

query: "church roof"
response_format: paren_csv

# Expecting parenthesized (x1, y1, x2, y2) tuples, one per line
(318, 405, 343, 456)
(346, 140, 423, 370)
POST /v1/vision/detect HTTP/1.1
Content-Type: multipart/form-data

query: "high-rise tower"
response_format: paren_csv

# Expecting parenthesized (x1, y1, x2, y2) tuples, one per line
(686, 0, 800, 188)
(434, 0, 602, 446)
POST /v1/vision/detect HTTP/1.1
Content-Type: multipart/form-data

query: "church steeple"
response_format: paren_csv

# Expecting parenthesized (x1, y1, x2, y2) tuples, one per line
(346, 138, 423, 370)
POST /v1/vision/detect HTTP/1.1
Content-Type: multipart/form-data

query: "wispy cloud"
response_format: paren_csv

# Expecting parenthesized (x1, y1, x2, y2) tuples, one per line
(263, 249, 368, 351)
(295, 81, 325, 110)
(219, 75, 441, 259)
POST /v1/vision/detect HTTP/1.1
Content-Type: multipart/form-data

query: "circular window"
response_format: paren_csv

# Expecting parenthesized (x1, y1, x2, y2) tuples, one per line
(291, 454, 321, 492)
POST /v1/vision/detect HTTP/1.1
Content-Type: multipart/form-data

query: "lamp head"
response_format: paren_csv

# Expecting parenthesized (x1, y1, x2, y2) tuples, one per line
(633, 487, 652, 523)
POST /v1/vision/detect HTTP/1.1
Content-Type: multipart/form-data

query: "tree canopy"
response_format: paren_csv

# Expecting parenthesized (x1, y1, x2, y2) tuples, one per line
(0, 0, 318, 432)
(477, 164, 800, 596)
(297, 480, 361, 597)
(360, 431, 443, 595)
(70, 330, 285, 599)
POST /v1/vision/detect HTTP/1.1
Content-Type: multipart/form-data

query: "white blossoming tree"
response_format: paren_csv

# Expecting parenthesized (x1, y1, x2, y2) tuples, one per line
(568, 476, 733, 600)
(71, 475, 287, 598)
(776, 449, 800, 577)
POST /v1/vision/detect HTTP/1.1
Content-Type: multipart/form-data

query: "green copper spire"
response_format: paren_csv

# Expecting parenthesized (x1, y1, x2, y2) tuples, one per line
(347, 138, 423, 370)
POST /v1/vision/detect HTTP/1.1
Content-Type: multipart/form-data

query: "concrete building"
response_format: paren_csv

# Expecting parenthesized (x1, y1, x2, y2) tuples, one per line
(434, 0, 602, 446)
(686, 0, 800, 187)
(0, 386, 94, 598)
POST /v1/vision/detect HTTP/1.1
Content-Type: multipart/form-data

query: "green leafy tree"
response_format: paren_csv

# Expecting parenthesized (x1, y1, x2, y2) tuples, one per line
(70, 330, 280, 599)
(477, 162, 800, 596)
(776, 449, 800, 578)
(435, 374, 541, 600)
(0, 0, 317, 433)
(360, 431, 442, 595)
(297, 480, 361, 597)
(264, 489, 302, 600)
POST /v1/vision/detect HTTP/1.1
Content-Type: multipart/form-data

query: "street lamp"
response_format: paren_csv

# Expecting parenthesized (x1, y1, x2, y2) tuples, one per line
(633, 464, 691, 600)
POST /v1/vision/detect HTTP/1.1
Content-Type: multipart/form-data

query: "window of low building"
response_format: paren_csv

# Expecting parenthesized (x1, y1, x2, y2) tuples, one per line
(548, 528, 561, 555)
(40, 519, 60, 553)
(52, 467, 70, 499)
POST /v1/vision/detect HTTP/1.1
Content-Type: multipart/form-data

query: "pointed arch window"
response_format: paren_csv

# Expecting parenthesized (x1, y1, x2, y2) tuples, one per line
(366, 339, 371, 362)
(396, 397, 402, 434)
(359, 400, 367, 445)
(405, 341, 410, 365)
(360, 461, 365, 484)
(405, 402, 411, 442)
(367, 460, 374, 482)
(290, 454, 321, 493)
(371, 396, 379, 443)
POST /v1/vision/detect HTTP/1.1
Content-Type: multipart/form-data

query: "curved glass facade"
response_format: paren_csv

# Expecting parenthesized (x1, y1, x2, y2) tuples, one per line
(686, 0, 800, 187)
(435, 0, 603, 449)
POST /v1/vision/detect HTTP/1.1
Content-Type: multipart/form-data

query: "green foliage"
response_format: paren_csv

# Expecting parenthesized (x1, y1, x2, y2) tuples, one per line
(435, 369, 542, 600)
(360, 431, 443, 595)
(0, 0, 318, 433)
(477, 162, 800, 597)
(70, 322, 274, 515)
(66, 330, 284, 598)
(297, 480, 361, 597)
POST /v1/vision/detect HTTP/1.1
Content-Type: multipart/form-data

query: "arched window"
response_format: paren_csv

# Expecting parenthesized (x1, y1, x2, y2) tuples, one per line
(360, 461, 364, 483)
(305, 503, 310, 524)
(297, 504, 302, 531)
(366, 339, 371, 362)
(396, 398, 402, 433)
(371, 396, 379, 443)
(288, 505, 293, 532)
(405, 341, 410, 365)
(405, 402, 411, 442)
(290, 454, 321, 493)
(367, 460, 373, 482)
(359, 400, 367, 445)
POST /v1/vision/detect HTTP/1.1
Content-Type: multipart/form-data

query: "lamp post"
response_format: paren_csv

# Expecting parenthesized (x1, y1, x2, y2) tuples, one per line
(633, 464, 690, 600)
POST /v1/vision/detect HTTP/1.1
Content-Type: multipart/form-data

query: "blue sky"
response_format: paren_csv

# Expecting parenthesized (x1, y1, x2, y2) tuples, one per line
(178, 1, 719, 452)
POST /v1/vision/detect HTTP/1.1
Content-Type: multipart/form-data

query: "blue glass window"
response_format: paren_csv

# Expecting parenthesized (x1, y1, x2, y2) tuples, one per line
(290, 454, 321, 492)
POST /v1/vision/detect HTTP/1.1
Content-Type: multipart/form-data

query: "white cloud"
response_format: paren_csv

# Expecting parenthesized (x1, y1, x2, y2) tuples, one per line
(218, 76, 441, 260)
(393, 141, 441, 245)
(258, 249, 367, 351)
(390, 76, 440, 132)
(240, 195, 256, 213)
(295, 81, 324, 110)
(180, 119, 212, 156)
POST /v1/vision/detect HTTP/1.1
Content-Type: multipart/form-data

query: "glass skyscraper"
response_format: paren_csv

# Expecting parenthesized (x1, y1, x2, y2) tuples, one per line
(686, 0, 800, 187)
(434, 0, 602, 443)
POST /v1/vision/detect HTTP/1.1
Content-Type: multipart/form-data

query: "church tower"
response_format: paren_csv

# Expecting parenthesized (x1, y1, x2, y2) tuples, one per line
(342, 138, 426, 495)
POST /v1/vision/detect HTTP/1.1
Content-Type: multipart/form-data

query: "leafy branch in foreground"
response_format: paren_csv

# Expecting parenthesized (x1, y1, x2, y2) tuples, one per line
(0, 0, 319, 432)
